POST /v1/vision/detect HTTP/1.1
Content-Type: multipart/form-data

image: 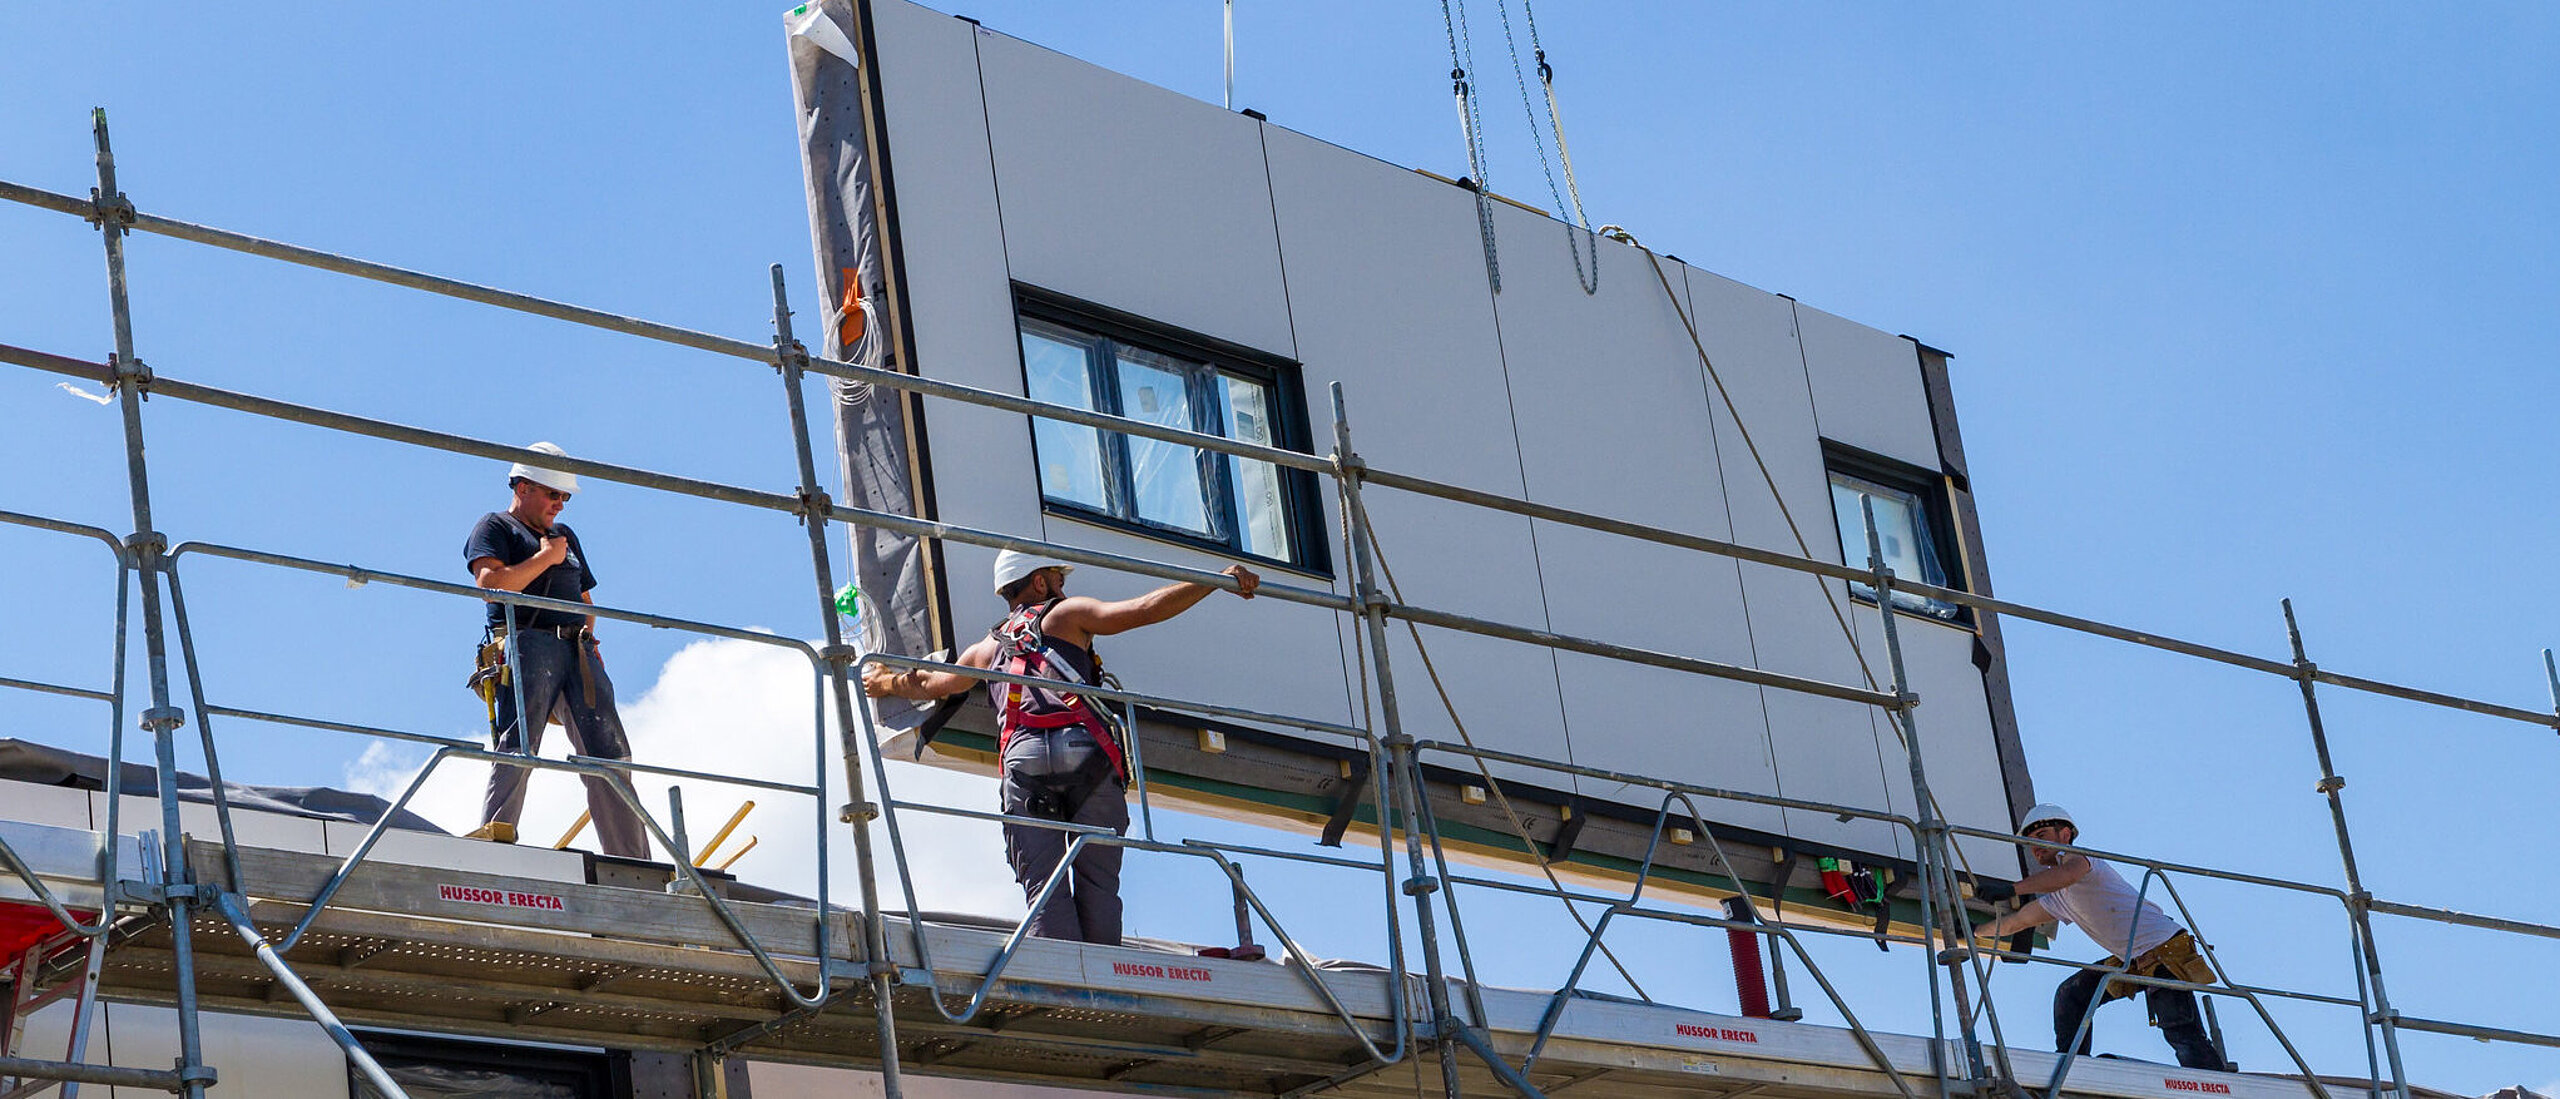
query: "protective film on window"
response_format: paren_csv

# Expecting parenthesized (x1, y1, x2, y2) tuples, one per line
(1013, 302, 1321, 572)
(1021, 323, 1111, 512)
(1829, 474, 1958, 619)
(1113, 346, 1213, 537)
(1219, 373, 1292, 561)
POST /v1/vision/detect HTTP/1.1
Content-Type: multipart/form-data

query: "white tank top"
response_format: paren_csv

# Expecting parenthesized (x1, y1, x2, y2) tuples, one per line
(2036, 858, 2184, 960)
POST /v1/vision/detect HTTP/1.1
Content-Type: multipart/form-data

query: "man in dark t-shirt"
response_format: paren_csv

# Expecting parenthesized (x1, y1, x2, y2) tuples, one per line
(462, 442, 649, 858)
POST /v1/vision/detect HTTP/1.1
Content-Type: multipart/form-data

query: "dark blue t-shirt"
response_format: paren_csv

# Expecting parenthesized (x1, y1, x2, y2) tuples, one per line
(464, 511, 595, 630)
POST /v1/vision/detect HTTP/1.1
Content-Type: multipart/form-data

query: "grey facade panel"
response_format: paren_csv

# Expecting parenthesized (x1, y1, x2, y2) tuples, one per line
(822, 0, 2032, 878)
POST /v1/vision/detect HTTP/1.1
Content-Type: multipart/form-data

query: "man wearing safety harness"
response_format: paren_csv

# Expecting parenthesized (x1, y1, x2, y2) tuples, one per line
(1972, 804, 2233, 1070)
(861, 550, 1259, 945)
(461, 442, 651, 859)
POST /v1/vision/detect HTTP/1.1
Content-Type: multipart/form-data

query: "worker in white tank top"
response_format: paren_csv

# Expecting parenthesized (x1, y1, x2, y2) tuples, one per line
(1973, 804, 2233, 1071)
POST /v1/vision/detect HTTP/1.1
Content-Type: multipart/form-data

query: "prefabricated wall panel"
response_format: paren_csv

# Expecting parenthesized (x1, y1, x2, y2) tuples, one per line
(852, 0, 2029, 877)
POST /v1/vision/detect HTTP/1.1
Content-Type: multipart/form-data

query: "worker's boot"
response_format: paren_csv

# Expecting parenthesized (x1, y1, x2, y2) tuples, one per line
(464, 821, 519, 844)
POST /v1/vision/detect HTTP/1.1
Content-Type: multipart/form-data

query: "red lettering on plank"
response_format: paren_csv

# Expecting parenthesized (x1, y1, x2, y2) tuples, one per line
(1108, 961, 1216, 983)
(437, 883, 566, 912)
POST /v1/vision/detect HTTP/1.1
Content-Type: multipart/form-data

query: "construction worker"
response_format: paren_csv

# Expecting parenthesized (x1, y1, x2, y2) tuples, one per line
(462, 442, 651, 859)
(861, 550, 1259, 945)
(1972, 804, 2232, 1070)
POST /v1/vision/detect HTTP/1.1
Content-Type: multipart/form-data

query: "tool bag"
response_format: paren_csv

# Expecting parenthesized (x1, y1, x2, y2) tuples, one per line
(467, 635, 511, 726)
(2098, 930, 2217, 1003)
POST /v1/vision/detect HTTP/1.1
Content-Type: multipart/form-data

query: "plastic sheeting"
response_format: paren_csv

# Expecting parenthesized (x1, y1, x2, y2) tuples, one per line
(356, 1065, 584, 1099)
(0, 737, 441, 832)
(789, 0, 936, 731)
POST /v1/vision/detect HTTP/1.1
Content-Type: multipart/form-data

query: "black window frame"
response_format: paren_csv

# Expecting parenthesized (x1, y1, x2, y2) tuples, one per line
(1821, 440, 1971, 627)
(1011, 284, 1330, 576)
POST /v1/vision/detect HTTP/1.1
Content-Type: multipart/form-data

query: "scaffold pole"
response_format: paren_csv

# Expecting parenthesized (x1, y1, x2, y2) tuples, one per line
(86, 108, 218, 1099)
(2283, 599, 2412, 1099)
(767, 265, 905, 1094)
(1333, 383, 1492, 1099)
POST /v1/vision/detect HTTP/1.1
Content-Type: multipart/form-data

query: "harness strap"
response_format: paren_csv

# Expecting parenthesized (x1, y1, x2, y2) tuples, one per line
(990, 600, 1127, 781)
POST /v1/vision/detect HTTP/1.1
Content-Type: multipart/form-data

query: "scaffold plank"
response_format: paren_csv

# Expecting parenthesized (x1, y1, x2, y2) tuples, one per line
(189, 840, 836, 957)
(0, 824, 2299, 1099)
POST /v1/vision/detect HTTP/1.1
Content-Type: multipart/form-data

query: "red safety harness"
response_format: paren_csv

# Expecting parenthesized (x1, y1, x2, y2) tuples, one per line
(989, 599, 1128, 781)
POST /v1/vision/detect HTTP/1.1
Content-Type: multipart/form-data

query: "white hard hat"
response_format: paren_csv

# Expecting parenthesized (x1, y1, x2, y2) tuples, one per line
(508, 441, 579, 495)
(992, 549, 1074, 594)
(2019, 803, 2075, 834)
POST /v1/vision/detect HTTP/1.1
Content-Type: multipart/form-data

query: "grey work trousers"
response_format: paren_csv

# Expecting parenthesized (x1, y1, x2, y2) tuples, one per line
(999, 727, 1128, 945)
(481, 629, 651, 859)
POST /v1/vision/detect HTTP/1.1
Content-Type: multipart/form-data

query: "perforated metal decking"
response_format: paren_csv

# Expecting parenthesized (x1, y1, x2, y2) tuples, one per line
(0, 830, 2303, 1099)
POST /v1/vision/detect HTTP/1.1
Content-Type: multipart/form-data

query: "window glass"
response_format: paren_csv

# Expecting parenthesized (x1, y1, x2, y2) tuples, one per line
(1220, 373, 1292, 561)
(1014, 306, 1318, 571)
(1021, 325, 1110, 512)
(1113, 346, 1212, 536)
(1829, 473, 1958, 619)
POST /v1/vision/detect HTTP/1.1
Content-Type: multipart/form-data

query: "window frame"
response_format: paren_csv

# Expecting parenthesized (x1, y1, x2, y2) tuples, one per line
(1011, 285, 1330, 576)
(1820, 440, 1971, 627)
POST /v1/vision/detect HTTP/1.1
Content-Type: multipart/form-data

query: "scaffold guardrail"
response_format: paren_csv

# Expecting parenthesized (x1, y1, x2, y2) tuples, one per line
(0, 109, 2551, 1099)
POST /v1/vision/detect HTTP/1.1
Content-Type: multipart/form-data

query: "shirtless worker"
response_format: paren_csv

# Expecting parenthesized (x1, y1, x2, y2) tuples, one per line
(1972, 803, 2233, 1070)
(861, 550, 1258, 945)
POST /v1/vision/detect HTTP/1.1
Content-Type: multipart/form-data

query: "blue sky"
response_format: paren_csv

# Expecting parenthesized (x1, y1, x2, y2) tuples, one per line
(2, 1, 2554, 1091)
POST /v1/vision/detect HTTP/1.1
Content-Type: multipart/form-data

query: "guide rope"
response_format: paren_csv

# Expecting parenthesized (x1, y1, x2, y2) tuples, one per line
(1344, 486, 1651, 1001)
(1622, 236, 1882, 697)
(1626, 235, 2006, 906)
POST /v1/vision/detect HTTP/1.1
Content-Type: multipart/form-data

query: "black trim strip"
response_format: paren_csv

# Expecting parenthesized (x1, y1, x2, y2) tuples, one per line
(1910, 340, 2035, 869)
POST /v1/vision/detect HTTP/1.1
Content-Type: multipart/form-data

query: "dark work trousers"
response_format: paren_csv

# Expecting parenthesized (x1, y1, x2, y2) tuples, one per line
(2054, 963, 2228, 1069)
(999, 727, 1128, 945)
(481, 629, 651, 859)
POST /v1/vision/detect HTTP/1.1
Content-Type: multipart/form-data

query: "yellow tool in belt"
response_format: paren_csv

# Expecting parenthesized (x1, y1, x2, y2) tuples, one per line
(2097, 931, 2217, 1003)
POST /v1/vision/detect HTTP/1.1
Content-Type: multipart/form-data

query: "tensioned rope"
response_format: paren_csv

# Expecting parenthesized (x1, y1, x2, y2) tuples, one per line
(1619, 236, 1884, 697)
(1622, 235, 2014, 943)
(1341, 486, 1650, 1001)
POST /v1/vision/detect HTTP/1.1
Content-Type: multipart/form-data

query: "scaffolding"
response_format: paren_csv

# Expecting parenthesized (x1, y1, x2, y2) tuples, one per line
(0, 111, 2556, 1099)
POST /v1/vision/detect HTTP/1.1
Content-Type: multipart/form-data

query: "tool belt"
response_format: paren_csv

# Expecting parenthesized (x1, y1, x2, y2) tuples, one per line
(468, 624, 595, 727)
(2097, 930, 2216, 1002)
(467, 635, 512, 712)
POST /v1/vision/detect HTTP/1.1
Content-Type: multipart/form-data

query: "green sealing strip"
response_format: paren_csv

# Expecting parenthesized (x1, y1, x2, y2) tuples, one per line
(905, 729, 1933, 930)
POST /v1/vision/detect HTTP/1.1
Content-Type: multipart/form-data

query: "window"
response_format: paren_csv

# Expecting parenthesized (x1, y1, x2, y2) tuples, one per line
(1824, 444, 1963, 622)
(1015, 290, 1325, 572)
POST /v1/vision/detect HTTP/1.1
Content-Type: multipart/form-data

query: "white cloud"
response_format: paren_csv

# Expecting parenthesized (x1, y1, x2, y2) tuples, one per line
(341, 741, 426, 803)
(342, 638, 1020, 920)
